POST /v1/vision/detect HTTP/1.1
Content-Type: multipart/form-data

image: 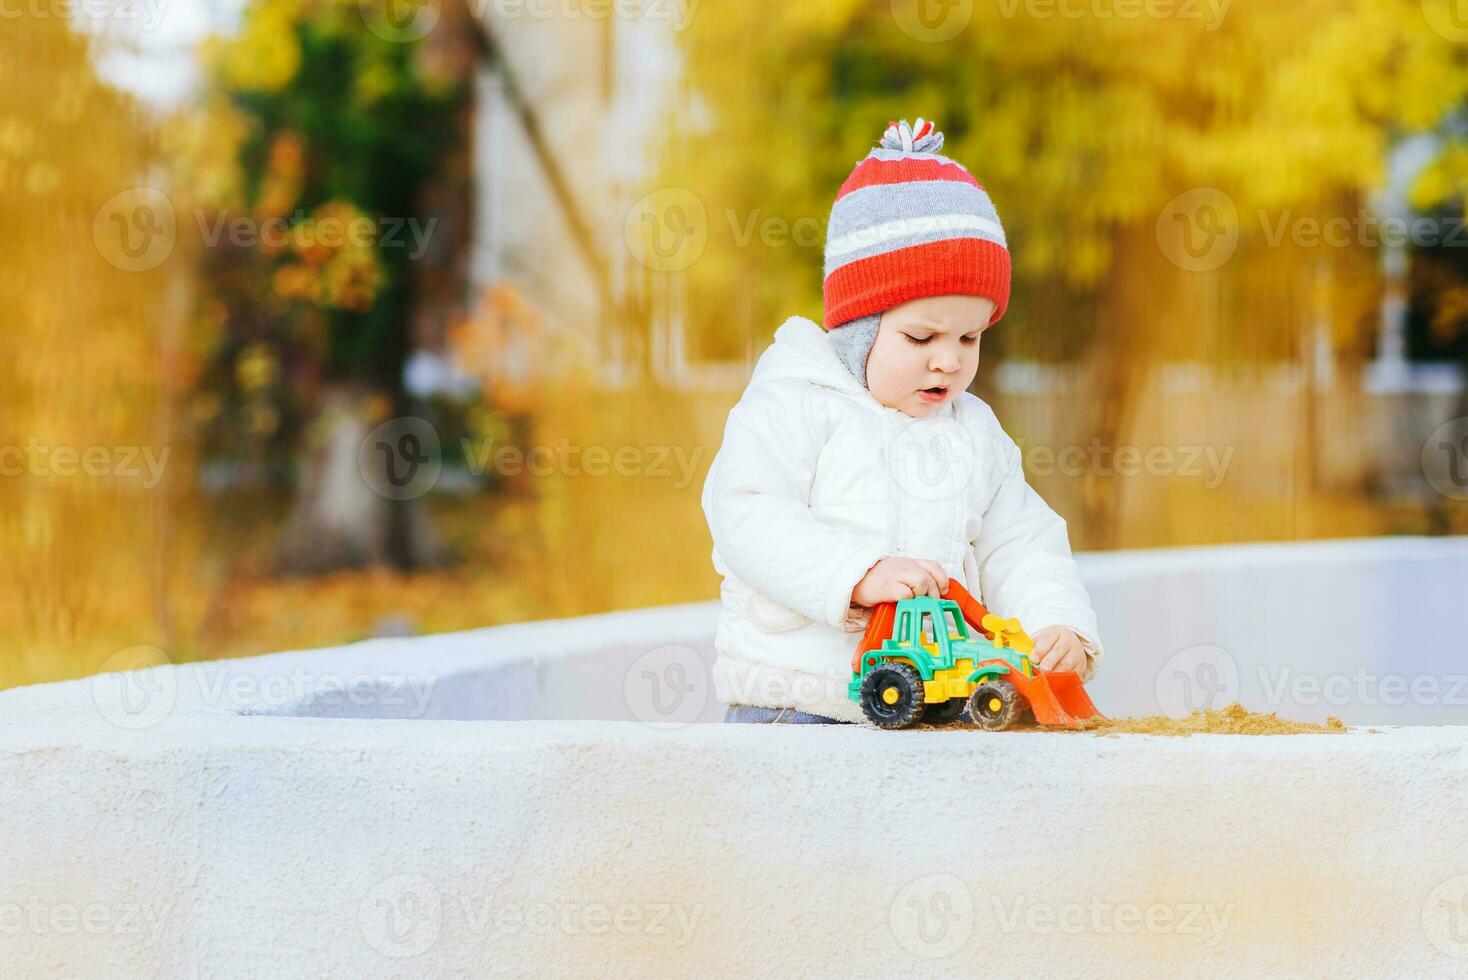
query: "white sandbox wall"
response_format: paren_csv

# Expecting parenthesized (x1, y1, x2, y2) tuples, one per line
(1, 536, 1467, 977)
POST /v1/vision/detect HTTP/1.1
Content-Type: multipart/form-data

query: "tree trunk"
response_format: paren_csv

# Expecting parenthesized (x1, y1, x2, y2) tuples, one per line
(274, 384, 445, 575)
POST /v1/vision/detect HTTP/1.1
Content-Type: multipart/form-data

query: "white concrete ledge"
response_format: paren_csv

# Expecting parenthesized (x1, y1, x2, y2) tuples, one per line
(3, 536, 1468, 977)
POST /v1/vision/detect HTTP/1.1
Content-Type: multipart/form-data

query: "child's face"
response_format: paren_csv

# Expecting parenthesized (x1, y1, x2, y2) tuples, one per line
(865, 294, 996, 417)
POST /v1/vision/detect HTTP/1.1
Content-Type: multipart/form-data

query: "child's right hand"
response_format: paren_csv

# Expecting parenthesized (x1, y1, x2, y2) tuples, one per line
(851, 557, 949, 607)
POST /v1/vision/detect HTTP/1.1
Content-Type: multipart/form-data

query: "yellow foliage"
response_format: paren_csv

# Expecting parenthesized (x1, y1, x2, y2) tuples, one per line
(210, 0, 303, 93)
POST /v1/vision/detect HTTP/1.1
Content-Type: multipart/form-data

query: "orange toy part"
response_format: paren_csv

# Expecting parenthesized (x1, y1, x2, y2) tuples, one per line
(851, 601, 894, 673)
(941, 579, 995, 639)
(980, 658, 1103, 728)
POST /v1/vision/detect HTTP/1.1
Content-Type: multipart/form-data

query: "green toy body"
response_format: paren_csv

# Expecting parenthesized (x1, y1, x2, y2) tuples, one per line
(847, 595, 1032, 730)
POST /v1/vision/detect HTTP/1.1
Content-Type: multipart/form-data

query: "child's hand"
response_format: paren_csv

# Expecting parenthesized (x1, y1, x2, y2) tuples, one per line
(852, 557, 948, 606)
(1031, 626, 1087, 674)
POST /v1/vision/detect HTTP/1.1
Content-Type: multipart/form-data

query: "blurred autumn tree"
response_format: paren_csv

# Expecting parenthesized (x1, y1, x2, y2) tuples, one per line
(175, 0, 480, 573)
(658, 0, 1468, 545)
(0, 14, 196, 685)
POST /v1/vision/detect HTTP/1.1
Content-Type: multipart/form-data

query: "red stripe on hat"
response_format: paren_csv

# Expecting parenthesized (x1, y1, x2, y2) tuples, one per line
(836, 157, 982, 200)
(823, 238, 1012, 330)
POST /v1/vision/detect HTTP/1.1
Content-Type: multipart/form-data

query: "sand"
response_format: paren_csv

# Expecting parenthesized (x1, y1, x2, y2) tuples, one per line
(1076, 701, 1346, 736)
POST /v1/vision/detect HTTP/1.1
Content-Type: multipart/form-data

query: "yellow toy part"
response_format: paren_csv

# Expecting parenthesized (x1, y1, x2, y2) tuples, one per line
(981, 614, 1035, 655)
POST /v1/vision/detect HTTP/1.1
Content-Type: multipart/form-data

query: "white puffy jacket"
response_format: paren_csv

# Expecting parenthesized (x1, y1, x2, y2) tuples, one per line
(700, 315, 1103, 724)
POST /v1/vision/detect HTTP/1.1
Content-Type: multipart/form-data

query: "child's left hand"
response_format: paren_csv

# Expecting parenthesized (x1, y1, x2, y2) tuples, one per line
(1030, 626, 1087, 674)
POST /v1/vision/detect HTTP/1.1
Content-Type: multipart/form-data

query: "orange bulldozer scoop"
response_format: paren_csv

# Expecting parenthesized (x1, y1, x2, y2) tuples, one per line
(851, 578, 1103, 729)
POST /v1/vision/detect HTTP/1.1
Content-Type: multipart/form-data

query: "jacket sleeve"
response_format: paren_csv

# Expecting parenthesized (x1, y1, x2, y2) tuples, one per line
(702, 381, 888, 629)
(970, 426, 1105, 680)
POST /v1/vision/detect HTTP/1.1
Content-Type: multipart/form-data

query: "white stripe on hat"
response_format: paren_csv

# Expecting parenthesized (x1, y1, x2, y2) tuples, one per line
(824, 213, 1005, 259)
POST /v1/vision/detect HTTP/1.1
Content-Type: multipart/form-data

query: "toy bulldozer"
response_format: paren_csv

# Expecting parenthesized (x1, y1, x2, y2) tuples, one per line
(847, 580, 1103, 731)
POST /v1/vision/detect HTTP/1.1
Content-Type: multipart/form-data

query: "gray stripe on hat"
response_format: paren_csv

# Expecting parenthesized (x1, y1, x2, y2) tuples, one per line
(828, 179, 1002, 242)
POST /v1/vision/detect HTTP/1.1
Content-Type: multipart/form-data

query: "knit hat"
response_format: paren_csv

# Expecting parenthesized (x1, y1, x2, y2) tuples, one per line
(823, 118, 1011, 387)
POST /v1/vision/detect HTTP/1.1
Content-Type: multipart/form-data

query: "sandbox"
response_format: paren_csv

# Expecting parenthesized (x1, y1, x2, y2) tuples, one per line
(2, 536, 1466, 977)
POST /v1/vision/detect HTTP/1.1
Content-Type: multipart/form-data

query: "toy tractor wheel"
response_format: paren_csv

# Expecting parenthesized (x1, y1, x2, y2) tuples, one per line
(859, 663, 926, 729)
(922, 699, 966, 725)
(968, 678, 1022, 731)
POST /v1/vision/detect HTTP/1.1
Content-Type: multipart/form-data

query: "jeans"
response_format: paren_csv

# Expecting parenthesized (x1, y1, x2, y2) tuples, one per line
(722, 704, 850, 725)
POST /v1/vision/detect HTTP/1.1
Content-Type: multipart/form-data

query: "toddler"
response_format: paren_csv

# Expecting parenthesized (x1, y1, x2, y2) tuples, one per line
(702, 118, 1102, 726)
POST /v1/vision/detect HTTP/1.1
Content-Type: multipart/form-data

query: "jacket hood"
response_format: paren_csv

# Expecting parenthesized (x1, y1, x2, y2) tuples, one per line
(749, 316, 869, 398)
(749, 315, 959, 419)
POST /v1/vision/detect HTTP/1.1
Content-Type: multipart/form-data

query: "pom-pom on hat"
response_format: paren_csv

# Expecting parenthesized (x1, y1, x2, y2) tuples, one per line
(822, 118, 1011, 340)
